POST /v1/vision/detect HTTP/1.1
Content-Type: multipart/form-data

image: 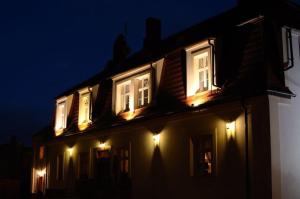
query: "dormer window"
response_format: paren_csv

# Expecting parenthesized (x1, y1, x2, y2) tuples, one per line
(78, 88, 92, 131)
(113, 66, 152, 116)
(55, 97, 67, 135)
(186, 40, 216, 106)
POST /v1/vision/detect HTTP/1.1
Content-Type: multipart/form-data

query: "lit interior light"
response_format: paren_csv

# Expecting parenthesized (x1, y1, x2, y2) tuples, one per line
(226, 121, 236, 139)
(153, 134, 160, 146)
(67, 147, 74, 156)
(36, 168, 46, 177)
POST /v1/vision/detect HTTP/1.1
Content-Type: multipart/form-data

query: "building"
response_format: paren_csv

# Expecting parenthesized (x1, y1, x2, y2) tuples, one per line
(32, 0, 300, 198)
(0, 136, 32, 199)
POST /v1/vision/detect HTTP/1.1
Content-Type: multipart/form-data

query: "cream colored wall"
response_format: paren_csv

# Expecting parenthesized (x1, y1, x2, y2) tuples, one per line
(269, 28, 300, 199)
(43, 96, 271, 198)
(42, 95, 270, 199)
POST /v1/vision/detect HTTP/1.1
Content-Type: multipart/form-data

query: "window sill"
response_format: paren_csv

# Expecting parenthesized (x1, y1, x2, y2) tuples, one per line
(118, 106, 148, 121)
(55, 128, 65, 136)
(78, 122, 92, 131)
(186, 88, 218, 107)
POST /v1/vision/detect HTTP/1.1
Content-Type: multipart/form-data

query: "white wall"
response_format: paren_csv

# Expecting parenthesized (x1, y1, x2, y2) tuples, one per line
(269, 28, 300, 199)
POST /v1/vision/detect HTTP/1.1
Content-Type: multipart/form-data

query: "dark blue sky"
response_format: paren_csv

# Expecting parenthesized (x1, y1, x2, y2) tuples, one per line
(0, 0, 297, 145)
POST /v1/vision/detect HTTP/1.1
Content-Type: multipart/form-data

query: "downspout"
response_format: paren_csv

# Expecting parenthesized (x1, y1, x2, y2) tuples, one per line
(150, 61, 157, 105)
(88, 87, 93, 121)
(241, 97, 250, 199)
(284, 28, 294, 71)
(208, 39, 217, 87)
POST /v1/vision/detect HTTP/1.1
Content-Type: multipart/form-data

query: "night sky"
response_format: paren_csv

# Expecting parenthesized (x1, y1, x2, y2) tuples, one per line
(0, 0, 298, 145)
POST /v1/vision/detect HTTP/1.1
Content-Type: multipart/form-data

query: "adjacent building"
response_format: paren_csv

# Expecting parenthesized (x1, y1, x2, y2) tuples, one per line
(32, 0, 300, 198)
(0, 136, 32, 199)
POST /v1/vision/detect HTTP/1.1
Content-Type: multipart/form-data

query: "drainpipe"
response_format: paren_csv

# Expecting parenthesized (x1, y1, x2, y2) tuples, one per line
(241, 97, 250, 199)
(208, 39, 217, 87)
(284, 28, 294, 71)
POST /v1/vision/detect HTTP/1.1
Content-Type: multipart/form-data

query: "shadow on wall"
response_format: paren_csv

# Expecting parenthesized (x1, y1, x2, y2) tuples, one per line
(148, 147, 168, 199)
(67, 158, 76, 193)
(219, 138, 244, 199)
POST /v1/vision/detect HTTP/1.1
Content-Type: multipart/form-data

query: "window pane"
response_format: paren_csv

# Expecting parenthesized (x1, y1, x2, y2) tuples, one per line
(125, 84, 130, 94)
(125, 95, 130, 110)
(199, 58, 204, 69)
(143, 78, 149, 87)
(138, 91, 142, 107)
(192, 135, 213, 176)
(144, 89, 149, 105)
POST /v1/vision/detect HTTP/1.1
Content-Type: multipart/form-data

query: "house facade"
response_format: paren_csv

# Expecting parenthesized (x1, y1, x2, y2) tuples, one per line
(32, 0, 300, 198)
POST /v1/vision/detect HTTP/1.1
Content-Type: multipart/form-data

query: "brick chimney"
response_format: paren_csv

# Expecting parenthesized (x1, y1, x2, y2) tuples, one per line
(143, 17, 161, 49)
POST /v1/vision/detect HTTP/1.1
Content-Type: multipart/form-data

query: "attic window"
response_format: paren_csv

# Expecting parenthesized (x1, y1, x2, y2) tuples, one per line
(185, 40, 217, 106)
(78, 88, 92, 130)
(55, 98, 67, 135)
(114, 72, 152, 115)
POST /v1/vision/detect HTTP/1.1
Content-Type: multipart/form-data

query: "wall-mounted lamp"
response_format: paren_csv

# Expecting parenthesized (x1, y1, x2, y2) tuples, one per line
(67, 147, 74, 156)
(153, 133, 160, 146)
(98, 141, 111, 150)
(226, 121, 236, 139)
(36, 168, 46, 177)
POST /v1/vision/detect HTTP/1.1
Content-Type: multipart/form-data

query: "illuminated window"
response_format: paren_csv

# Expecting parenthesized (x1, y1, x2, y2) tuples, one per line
(79, 152, 89, 179)
(115, 73, 151, 114)
(137, 77, 149, 107)
(78, 90, 91, 125)
(189, 135, 213, 176)
(39, 146, 45, 160)
(55, 98, 67, 132)
(186, 41, 215, 97)
(56, 155, 63, 180)
(121, 83, 131, 112)
(194, 51, 209, 92)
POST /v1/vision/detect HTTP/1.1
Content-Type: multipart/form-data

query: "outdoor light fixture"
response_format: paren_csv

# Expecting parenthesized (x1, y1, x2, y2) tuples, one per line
(153, 133, 160, 146)
(99, 142, 106, 150)
(36, 168, 46, 177)
(98, 141, 111, 150)
(226, 121, 236, 139)
(67, 147, 74, 156)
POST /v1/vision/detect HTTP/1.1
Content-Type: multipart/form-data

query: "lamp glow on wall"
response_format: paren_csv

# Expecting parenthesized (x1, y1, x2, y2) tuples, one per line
(67, 147, 74, 157)
(153, 133, 160, 147)
(36, 168, 46, 177)
(226, 121, 236, 139)
(98, 141, 111, 150)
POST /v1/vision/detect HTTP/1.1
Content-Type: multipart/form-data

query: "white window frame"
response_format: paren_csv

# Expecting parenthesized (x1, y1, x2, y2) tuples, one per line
(55, 97, 67, 131)
(113, 70, 152, 115)
(78, 88, 92, 125)
(186, 41, 215, 97)
(194, 50, 210, 93)
(137, 75, 150, 108)
(121, 82, 131, 112)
